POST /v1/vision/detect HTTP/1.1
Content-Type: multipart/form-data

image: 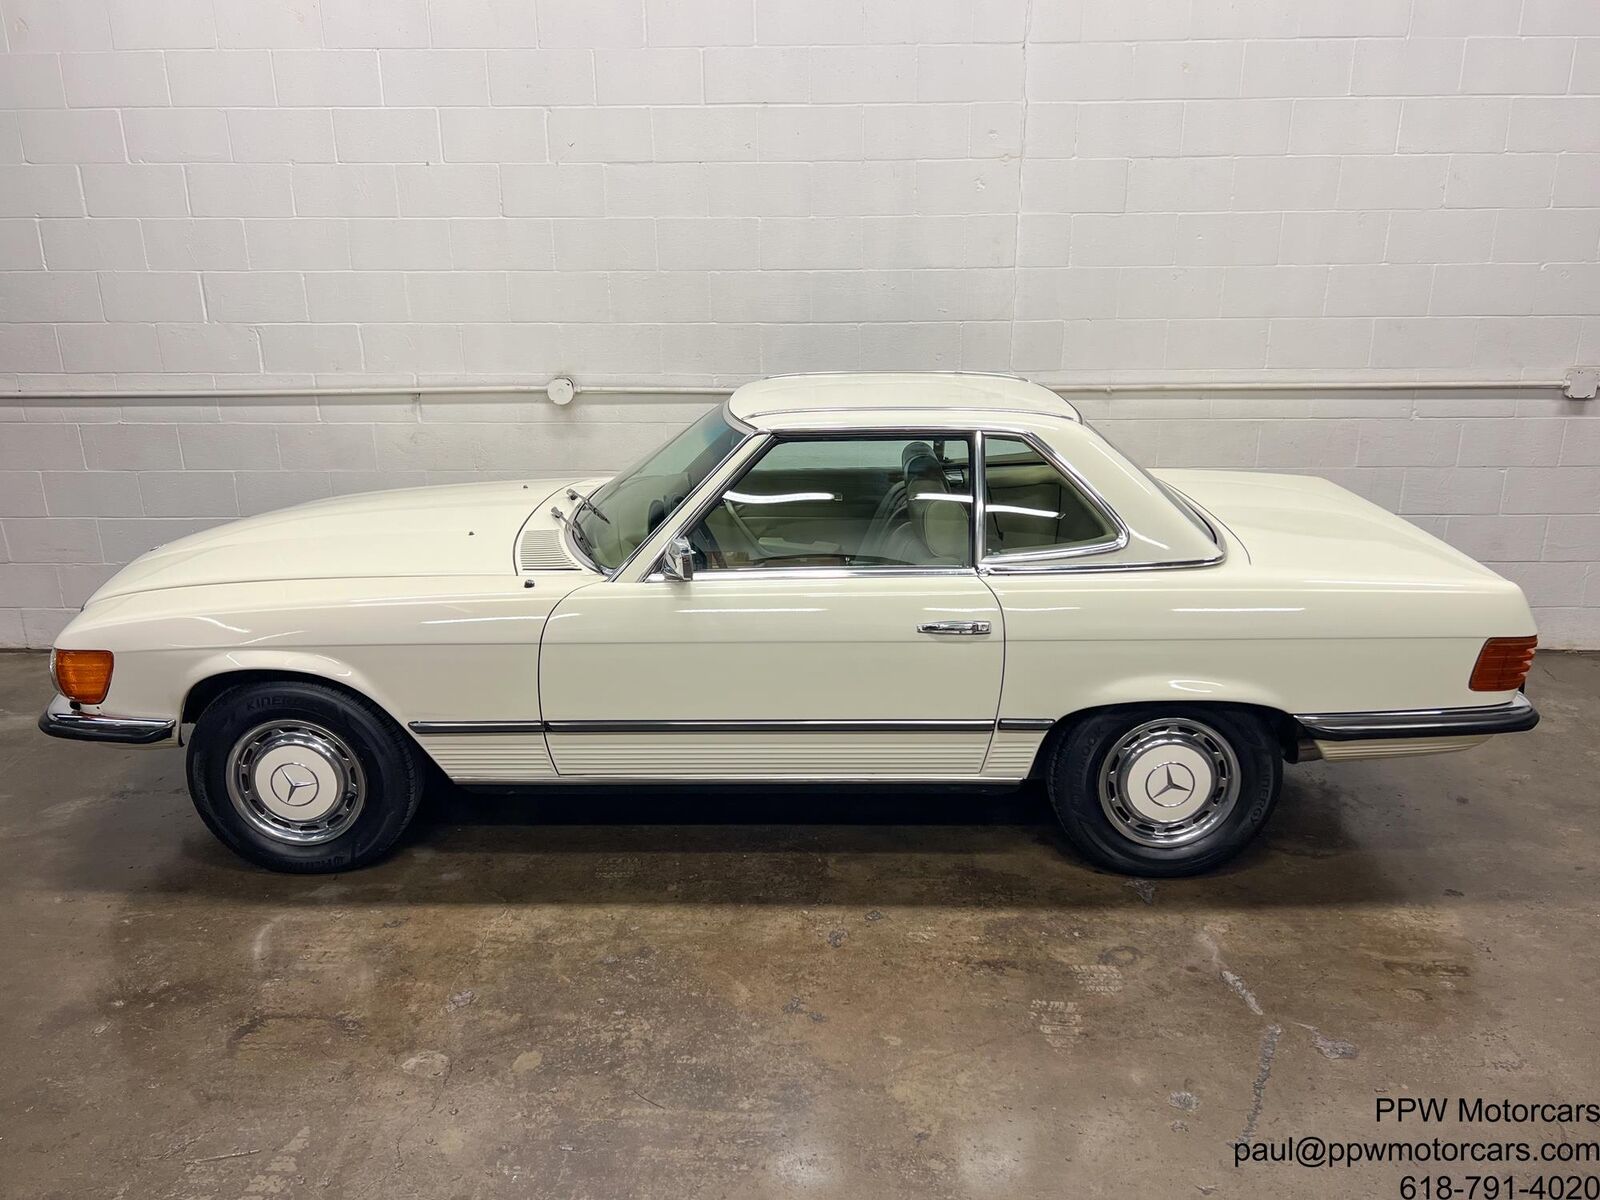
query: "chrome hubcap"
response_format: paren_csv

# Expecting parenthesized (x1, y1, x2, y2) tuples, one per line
(225, 720, 365, 846)
(1098, 717, 1239, 848)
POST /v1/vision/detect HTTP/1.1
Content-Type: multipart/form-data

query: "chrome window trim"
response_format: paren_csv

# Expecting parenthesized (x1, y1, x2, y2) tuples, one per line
(610, 414, 771, 582)
(971, 428, 987, 570)
(759, 370, 1026, 384)
(982, 551, 1226, 576)
(756, 405, 1080, 424)
(1090, 422, 1224, 554)
(1295, 695, 1538, 741)
(659, 428, 980, 578)
(626, 428, 772, 581)
(620, 415, 1232, 581)
(977, 429, 1130, 566)
(645, 565, 977, 581)
(1153, 479, 1222, 548)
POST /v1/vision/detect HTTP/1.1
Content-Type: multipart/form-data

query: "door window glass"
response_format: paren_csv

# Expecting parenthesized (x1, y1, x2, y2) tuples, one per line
(688, 436, 973, 570)
(982, 435, 1118, 558)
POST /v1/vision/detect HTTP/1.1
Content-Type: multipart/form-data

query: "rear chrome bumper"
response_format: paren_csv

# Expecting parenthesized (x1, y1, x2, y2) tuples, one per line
(38, 694, 175, 745)
(1295, 694, 1539, 742)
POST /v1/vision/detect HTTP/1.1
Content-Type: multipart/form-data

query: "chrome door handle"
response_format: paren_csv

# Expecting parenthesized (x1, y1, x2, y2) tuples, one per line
(918, 620, 992, 636)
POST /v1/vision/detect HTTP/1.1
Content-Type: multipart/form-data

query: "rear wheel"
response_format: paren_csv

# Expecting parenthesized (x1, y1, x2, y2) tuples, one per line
(187, 681, 424, 873)
(1046, 706, 1281, 877)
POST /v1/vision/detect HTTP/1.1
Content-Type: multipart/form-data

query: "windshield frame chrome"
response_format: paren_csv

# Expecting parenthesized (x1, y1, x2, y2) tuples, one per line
(578, 401, 755, 579)
(606, 404, 764, 581)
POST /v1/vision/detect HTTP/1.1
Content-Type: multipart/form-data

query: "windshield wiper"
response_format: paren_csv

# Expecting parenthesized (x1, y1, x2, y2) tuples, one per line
(566, 487, 611, 525)
(551, 502, 603, 568)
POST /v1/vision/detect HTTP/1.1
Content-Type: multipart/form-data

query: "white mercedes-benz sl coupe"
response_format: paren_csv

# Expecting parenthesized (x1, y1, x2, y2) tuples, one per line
(41, 373, 1539, 876)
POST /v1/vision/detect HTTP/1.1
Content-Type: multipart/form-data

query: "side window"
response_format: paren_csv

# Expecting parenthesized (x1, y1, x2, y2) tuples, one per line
(982, 435, 1118, 559)
(688, 436, 973, 570)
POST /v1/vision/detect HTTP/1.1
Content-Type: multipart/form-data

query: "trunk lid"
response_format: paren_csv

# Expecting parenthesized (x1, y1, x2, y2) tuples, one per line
(1152, 469, 1504, 584)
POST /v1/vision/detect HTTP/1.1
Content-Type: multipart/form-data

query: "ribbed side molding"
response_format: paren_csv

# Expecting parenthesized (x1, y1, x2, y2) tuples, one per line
(982, 729, 1048, 778)
(414, 734, 557, 781)
(1312, 735, 1490, 762)
(547, 732, 991, 778)
(409, 716, 1060, 782)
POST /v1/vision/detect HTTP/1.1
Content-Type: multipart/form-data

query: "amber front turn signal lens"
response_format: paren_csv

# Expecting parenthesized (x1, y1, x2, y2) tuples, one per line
(53, 649, 114, 705)
(1468, 636, 1536, 692)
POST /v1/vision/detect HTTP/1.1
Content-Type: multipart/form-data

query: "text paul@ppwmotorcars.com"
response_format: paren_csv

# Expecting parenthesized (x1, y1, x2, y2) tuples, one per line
(1235, 1097, 1600, 1197)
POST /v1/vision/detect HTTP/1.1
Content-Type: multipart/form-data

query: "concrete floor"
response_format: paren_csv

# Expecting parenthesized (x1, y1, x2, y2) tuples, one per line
(0, 652, 1596, 1199)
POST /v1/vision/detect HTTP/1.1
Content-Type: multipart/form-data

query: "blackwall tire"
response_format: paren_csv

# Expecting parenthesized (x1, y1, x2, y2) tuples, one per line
(186, 681, 424, 873)
(1046, 706, 1281, 877)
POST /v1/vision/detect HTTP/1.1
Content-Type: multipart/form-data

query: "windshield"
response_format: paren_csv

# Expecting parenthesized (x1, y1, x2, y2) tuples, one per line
(572, 405, 748, 572)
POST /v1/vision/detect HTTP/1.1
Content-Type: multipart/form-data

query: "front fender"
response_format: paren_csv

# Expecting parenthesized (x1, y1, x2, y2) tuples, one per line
(171, 649, 410, 730)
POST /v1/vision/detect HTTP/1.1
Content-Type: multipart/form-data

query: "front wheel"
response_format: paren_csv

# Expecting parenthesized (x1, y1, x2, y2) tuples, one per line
(186, 680, 425, 873)
(1045, 706, 1282, 877)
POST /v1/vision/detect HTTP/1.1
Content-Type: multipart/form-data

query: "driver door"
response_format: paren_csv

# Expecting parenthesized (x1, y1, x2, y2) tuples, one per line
(538, 433, 1004, 779)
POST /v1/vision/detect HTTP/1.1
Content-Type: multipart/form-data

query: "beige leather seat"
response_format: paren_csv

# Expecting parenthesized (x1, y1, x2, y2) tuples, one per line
(856, 441, 928, 563)
(885, 449, 969, 566)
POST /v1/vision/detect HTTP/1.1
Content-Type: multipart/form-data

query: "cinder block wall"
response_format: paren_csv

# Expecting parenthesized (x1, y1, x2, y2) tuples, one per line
(3, 387, 1596, 649)
(1, 0, 1598, 646)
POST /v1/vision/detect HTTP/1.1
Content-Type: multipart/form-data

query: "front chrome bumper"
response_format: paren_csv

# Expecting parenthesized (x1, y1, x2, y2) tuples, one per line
(38, 694, 176, 745)
(1295, 694, 1539, 741)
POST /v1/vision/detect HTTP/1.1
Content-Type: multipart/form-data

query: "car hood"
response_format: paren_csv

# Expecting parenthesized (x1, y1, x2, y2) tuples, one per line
(90, 477, 597, 602)
(1153, 468, 1504, 584)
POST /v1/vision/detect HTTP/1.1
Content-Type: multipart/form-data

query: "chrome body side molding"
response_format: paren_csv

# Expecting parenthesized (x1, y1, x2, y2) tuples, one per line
(413, 699, 1540, 746)
(1294, 695, 1538, 741)
(548, 719, 995, 734)
(997, 717, 1056, 732)
(409, 720, 547, 735)
(412, 717, 1039, 736)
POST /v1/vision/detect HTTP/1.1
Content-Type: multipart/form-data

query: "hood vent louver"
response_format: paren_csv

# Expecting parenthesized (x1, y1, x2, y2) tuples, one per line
(518, 529, 578, 572)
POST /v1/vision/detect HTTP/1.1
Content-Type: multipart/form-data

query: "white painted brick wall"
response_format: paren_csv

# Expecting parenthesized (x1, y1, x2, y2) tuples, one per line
(1, 1, 1598, 646)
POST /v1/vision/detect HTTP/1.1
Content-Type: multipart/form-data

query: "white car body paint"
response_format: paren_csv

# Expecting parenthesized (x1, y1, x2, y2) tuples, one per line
(48, 374, 1536, 782)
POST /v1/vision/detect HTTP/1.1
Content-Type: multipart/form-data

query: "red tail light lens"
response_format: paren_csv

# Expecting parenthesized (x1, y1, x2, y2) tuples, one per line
(1469, 636, 1536, 692)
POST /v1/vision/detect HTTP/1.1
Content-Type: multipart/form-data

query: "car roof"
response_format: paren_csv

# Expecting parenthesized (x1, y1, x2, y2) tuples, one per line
(726, 373, 1082, 429)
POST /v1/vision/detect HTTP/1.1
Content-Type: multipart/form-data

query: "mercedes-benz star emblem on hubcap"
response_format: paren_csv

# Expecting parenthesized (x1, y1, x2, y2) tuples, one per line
(1144, 761, 1197, 807)
(269, 762, 320, 808)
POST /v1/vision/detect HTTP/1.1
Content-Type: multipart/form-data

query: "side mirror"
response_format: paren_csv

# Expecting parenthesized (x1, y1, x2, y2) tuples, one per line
(660, 536, 694, 582)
